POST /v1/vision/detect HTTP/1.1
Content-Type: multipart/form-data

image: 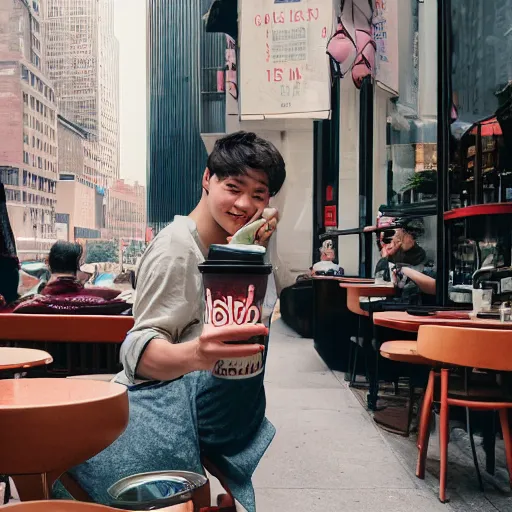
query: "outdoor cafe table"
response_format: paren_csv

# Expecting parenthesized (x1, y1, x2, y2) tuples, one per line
(0, 314, 135, 377)
(372, 310, 512, 332)
(0, 314, 134, 344)
(0, 378, 128, 501)
(3, 500, 194, 511)
(0, 347, 53, 373)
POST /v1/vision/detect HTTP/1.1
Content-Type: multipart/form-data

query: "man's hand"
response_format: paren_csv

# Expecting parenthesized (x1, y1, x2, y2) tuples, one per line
(194, 323, 268, 371)
(255, 208, 279, 247)
(137, 322, 268, 381)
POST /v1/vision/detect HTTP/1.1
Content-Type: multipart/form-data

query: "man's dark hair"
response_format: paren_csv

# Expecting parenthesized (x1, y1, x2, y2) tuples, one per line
(207, 131, 286, 196)
(48, 241, 83, 275)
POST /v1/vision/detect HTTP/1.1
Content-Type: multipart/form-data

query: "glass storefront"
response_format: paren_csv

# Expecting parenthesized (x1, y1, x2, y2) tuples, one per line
(385, 0, 438, 209)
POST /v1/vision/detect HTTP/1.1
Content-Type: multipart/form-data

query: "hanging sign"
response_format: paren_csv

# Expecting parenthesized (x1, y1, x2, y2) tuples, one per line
(373, 0, 399, 95)
(239, 0, 333, 120)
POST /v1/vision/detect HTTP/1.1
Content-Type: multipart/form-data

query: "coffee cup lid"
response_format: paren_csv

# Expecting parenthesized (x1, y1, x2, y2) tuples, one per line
(208, 244, 266, 263)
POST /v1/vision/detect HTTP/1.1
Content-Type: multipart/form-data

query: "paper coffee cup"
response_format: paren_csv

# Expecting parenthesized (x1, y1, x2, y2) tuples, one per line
(199, 260, 272, 380)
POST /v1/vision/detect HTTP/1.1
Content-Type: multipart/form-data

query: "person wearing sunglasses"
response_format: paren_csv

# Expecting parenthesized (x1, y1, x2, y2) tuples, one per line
(375, 218, 436, 303)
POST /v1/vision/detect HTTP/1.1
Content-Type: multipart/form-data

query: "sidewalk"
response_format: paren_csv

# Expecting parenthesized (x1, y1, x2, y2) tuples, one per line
(253, 319, 488, 512)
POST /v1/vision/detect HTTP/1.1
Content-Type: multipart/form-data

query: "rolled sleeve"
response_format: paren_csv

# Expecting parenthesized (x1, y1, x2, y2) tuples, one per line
(118, 329, 163, 384)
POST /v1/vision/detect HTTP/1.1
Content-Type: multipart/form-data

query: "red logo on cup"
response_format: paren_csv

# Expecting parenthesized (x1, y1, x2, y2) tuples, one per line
(205, 285, 261, 326)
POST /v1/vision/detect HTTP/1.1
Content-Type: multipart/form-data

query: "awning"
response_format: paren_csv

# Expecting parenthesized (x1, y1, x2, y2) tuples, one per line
(470, 117, 503, 137)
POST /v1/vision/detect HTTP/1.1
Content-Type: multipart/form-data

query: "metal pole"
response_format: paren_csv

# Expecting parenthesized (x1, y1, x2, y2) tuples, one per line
(436, 0, 451, 306)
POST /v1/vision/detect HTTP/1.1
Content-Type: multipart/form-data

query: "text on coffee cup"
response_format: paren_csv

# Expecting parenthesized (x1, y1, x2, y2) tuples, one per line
(205, 285, 261, 326)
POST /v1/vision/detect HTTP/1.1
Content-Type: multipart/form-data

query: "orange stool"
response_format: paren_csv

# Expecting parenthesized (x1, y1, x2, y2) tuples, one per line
(380, 340, 433, 366)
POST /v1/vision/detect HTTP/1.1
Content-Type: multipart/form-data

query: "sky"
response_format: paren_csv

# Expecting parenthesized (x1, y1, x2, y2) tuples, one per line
(113, 0, 147, 185)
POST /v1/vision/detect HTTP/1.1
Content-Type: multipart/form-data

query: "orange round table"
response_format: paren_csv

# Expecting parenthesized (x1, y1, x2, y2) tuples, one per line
(0, 348, 53, 372)
(1, 500, 193, 511)
(373, 311, 512, 332)
(0, 379, 129, 501)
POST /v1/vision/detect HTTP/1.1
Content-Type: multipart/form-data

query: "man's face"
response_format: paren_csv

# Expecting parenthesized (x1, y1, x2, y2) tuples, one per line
(204, 168, 270, 236)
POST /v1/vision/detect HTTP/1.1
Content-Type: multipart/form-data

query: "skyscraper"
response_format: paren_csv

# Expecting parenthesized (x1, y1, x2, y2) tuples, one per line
(0, 0, 59, 259)
(43, 0, 119, 187)
(146, 0, 225, 231)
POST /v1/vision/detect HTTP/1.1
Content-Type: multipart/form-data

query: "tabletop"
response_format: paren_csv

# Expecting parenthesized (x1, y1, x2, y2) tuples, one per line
(338, 282, 396, 297)
(0, 378, 126, 408)
(0, 347, 53, 371)
(373, 310, 512, 332)
(0, 379, 129, 479)
(0, 314, 134, 343)
(312, 276, 375, 283)
(1, 500, 194, 511)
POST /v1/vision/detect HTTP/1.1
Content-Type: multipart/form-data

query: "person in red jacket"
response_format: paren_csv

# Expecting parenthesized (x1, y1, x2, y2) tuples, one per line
(41, 241, 119, 300)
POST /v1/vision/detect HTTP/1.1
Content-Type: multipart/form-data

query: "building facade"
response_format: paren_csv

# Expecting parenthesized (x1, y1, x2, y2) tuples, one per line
(0, 0, 59, 260)
(55, 176, 102, 242)
(146, 0, 225, 231)
(43, 0, 119, 188)
(56, 114, 104, 241)
(104, 179, 146, 242)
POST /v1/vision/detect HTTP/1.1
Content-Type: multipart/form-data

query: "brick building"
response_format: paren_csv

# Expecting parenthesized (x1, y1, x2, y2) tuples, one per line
(0, 0, 59, 260)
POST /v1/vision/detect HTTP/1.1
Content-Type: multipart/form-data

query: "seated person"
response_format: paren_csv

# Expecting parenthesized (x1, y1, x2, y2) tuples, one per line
(42, 241, 119, 300)
(371, 218, 436, 307)
(57, 132, 285, 512)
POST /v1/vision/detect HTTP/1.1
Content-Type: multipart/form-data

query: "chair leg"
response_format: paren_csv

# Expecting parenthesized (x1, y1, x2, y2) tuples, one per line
(350, 342, 359, 386)
(466, 408, 484, 492)
(416, 370, 434, 479)
(483, 411, 496, 476)
(439, 369, 449, 503)
(345, 336, 354, 382)
(367, 321, 380, 411)
(498, 408, 512, 488)
(406, 382, 415, 437)
(349, 317, 362, 385)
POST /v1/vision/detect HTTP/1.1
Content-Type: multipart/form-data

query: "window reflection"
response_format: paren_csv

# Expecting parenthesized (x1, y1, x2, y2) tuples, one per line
(386, 1, 438, 207)
(449, 0, 512, 208)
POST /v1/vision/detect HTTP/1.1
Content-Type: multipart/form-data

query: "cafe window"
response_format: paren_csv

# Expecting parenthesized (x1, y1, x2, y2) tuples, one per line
(449, 0, 512, 208)
(371, 0, 438, 276)
(382, 1, 438, 209)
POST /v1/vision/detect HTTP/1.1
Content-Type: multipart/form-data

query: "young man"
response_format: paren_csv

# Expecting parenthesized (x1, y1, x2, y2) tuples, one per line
(66, 132, 286, 512)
